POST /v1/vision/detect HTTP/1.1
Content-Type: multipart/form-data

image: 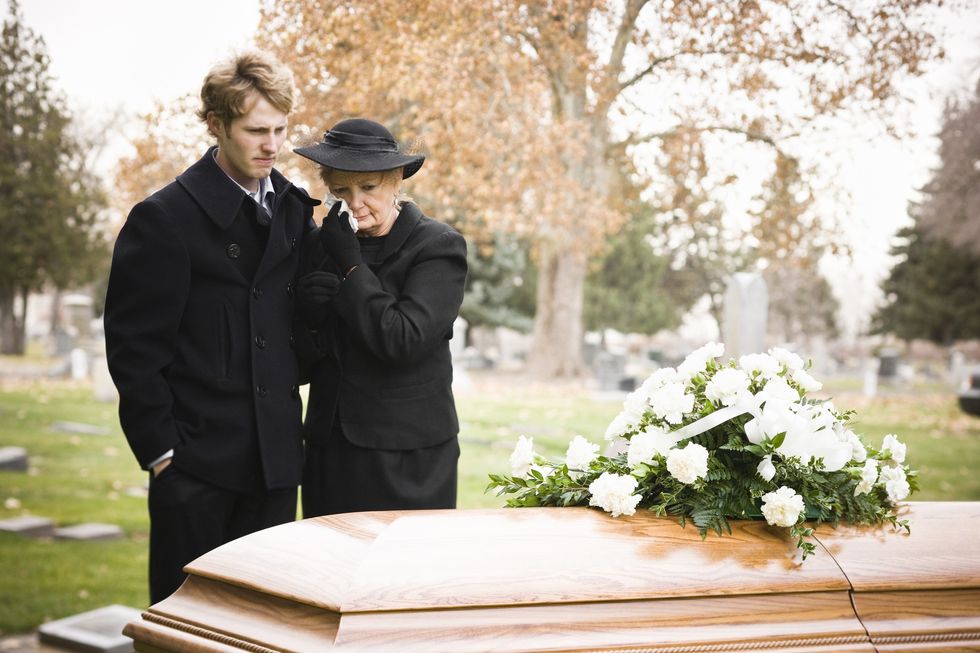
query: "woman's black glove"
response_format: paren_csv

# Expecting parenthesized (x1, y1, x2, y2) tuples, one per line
(296, 271, 340, 325)
(318, 201, 361, 276)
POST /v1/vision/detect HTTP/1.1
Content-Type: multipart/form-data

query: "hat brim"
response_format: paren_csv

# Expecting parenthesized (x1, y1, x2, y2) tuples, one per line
(293, 143, 425, 179)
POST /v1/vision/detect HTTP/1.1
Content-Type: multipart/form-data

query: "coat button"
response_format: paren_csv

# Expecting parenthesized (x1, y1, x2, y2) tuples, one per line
(256, 385, 268, 397)
(290, 385, 299, 399)
(252, 287, 262, 299)
(254, 335, 266, 349)
(290, 237, 297, 250)
(286, 281, 295, 298)
(288, 334, 295, 349)
(226, 243, 241, 259)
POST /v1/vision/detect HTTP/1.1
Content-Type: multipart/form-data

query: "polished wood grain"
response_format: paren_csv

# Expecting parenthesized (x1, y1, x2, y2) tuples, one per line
(123, 502, 980, 652)
(813, 502, 980, 591)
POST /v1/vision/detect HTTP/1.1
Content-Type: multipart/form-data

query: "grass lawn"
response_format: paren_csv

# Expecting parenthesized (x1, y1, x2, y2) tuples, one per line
(1, 370, 979, 634)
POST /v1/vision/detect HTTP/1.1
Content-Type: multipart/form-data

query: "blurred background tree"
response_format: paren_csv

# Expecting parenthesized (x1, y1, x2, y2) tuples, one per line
(873, 79, 980, 346)
(0, 0, 107, 354)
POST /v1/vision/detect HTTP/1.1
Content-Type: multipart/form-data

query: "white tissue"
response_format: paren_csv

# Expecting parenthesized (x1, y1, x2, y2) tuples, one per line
(338, 199, 358, 233)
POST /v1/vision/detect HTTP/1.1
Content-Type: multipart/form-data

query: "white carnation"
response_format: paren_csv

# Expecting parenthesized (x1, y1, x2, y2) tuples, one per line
(739, 353, 781, 378)
(565, 435, 599, 471)
(757, 454, 776, 481)
(640, 367, 679, 391)
(854, 459, 878, 496)
(847, 430, 867, 463)
(627, 426, 674, 468)
(666, 443, 709, 484)
(622, 388, 650, 422)
(769, 347, 805, 371)
(791, 368, 823, 392)
(705, 368, 751, 406)
(588, 472, 642, 517)
(879, 465, 910, 502)
(509, 435, 535, 478)
(648, 382, 695, 424)
(760, 486, 805, 527)
(757, 377, 801, 404)
(880, 434, 907, 464)
(677, 341, 725, 379)
(604, 412, 634, 441)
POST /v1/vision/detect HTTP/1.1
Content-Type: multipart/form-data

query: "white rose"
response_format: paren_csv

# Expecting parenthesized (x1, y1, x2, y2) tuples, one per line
(509, 435, 535, 478)
(757, 454, 776, 481)
(677, 341, 725, 379)
(739, 353, 781, 378)
(565, 435, 600, 472)
(854, 459, 878, 496)
(705, 368, 751, 406)
(880, 434, 907, 464)
(760, 486, 805, 527)
(588, 472, 642, 517)
(791, 368, 823, 392)
(879, 465, 910, 502)
(649, 382, 695, 424)
(744, 399, 796, 445)
(627, 426, 674, 468)
(666, 443, 709, 484)
(769, 347, 805, 371)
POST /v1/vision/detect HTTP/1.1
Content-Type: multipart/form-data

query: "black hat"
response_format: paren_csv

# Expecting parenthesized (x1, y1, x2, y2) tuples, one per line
(293, 118, 425, 179)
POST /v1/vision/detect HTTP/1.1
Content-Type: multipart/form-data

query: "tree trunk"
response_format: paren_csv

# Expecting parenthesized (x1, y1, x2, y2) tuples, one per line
(526, 243, 588, 378)
(0, 285, 27, 355)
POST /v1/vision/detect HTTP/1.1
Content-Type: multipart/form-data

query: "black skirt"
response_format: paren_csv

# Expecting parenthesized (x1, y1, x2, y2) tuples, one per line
(301, 424, 459, 518)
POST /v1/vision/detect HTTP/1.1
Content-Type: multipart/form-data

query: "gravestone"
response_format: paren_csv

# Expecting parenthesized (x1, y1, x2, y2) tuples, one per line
(51, 422, 110, 436)
(53, 523, 124, 541)
(0, 515, 55, 537)
(722, 272, 768, 360)
(38, 604, 140, 653)
(0, 445, 28, 471)
(451, 316, 471, 392)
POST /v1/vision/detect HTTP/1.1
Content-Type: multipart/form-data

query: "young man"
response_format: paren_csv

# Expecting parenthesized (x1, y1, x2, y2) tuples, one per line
(104, 50, 318, 604)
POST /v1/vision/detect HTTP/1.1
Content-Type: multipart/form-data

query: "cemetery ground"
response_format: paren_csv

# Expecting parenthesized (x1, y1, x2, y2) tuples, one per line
(1, 371, 980, 637)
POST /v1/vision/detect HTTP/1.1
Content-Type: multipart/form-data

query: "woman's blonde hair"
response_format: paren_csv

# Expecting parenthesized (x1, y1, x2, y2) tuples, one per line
(197, 50, 294, 128)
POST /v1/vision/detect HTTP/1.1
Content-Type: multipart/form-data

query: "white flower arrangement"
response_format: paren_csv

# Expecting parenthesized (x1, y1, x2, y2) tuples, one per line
(488, 343, 917, 559)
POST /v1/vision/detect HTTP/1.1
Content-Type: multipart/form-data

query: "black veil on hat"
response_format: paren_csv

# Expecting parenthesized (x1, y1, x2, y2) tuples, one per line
(293, 118, 424, 179)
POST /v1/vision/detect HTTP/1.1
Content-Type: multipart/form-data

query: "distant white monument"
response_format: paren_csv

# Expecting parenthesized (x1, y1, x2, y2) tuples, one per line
(722, 272, 768, 359)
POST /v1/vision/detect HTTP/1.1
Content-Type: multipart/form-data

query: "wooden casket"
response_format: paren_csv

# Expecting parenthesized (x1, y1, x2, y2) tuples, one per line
(124, 502, 980, 652)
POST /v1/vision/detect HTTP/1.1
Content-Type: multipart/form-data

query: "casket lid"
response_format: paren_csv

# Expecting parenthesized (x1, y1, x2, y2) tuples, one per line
(185, 506, 856, 613)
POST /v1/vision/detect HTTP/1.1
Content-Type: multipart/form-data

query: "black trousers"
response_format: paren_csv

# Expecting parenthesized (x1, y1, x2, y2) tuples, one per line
(147, 466, 296, 604)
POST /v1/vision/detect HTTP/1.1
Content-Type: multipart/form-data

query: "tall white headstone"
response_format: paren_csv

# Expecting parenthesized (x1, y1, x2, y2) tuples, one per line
(451, 316, 471, 392)
(722, 272, 768, 360)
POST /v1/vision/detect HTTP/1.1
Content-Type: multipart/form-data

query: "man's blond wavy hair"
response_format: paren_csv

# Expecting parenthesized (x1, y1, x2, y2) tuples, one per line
(197, 49, 294, 130)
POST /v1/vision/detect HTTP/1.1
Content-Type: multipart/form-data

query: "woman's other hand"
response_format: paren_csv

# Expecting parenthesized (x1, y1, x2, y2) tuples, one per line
(296, 270, 341, 325)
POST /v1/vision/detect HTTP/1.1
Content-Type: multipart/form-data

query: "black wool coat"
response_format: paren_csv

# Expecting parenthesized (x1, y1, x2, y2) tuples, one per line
(297, 202, 467, 451)
(104, 148, 318, 492)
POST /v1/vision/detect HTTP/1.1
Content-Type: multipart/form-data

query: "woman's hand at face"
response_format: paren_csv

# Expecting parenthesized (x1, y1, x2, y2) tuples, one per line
(319, 201, 362, 276)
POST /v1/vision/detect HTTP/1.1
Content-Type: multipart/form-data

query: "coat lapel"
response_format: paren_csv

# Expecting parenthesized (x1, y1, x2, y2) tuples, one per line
(176, 147, 247, 231)
(378, 203, 423, 263)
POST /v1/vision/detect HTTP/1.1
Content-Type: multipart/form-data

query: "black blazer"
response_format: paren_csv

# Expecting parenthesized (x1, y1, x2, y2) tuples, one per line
(104, 148, 318, 492)
(297, 203, 467, 450)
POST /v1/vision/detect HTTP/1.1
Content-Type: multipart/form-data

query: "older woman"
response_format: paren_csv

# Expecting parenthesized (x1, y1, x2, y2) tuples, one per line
(292, 118, 467, 517)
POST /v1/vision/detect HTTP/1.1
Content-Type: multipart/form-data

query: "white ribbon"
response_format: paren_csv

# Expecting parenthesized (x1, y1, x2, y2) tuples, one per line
(667, 404, 751, 446)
